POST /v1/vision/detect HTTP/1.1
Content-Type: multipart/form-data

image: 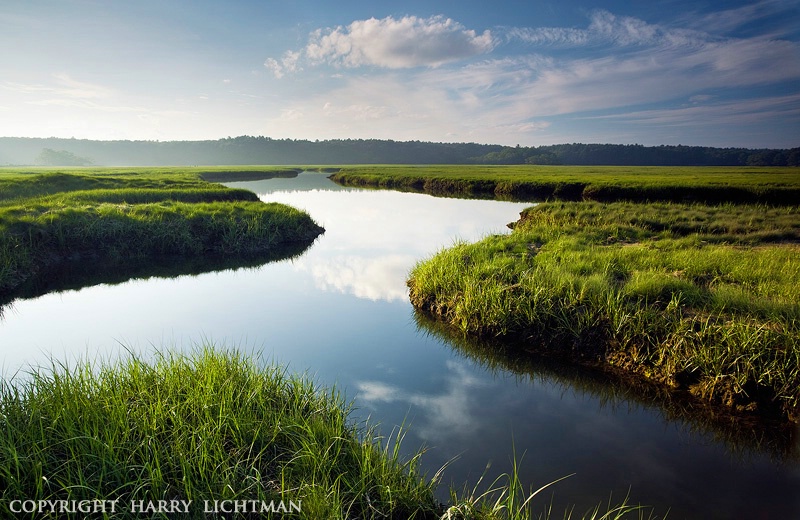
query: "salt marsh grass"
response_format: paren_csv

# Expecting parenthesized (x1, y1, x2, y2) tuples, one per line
(330, 165, 800, 204)
(0, 168, 323, 296)
(0, 348, 658, 519)
(409, 202, 800, 418)
(0, 348, 439, 519)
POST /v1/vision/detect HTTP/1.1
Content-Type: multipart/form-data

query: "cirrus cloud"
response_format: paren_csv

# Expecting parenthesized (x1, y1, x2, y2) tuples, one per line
(508, 9, 711, 49)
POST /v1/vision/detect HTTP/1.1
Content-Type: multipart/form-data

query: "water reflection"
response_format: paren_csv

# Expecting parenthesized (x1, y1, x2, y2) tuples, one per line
(0, 241, 318, 319)
(299, 253, 416, 302)
(358, 360, 489, 443)
(412, 309, 800, 463)
(249, 177, 530, 304)
(1, 172, 798, 518)
(394, 311, 800, 518)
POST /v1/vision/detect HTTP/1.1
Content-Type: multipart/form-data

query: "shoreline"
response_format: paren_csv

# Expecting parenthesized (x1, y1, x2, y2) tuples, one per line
(408, 200, 800, 423)
(329, 165, 800, 205)
(0, 168, 324, 299)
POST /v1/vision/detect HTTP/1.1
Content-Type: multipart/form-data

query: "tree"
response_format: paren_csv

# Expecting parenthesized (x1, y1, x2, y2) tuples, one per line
(35, 148, 94, 166)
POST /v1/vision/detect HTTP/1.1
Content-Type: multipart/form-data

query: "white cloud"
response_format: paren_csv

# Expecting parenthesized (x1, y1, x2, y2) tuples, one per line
(264, 50, 302, 78)
(506, 26, 590, 47)
(508, 9, 709, 49)
(301, 254, 415, 302)
(266, 14, 494, 76)
(588, 10, 660, 45)
(356, 381, 402, 402)
(264, 58, 282, 78)
(306, 15, 494, 68)
(258, 9, 798, 146)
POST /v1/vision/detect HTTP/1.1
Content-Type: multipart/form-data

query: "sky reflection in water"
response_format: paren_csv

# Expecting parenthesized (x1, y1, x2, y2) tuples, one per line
(1, 173, 798, 518)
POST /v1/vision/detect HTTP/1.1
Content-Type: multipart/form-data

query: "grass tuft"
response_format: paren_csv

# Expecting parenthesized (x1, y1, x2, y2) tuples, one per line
(0, 348, 439, 519)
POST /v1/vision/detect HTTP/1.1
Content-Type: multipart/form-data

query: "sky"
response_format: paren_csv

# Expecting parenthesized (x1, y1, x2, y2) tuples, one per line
(1, 0, 798, 148)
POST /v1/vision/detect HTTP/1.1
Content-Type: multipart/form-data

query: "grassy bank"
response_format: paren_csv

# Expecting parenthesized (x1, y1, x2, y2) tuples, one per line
(0, 348, 657, 519)
(409, 201, 800, 420)
(329, 165, 800, 204)
(0, 348, 438, 519)
(0, 168, 324, 296)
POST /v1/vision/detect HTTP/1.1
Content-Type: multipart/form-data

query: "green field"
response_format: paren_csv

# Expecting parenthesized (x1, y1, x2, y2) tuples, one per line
(330, 165, 800, 204)
(0, 167, 324, 297)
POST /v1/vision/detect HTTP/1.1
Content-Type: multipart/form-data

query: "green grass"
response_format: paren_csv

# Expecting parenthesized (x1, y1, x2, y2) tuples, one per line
(0, 167, 324, 296)
(0, 347, 659, 520)
(0, 348, 438, 519)
(0, 167, 664, 519)
(0, 166, 304, 200)
(409, 201, 800, 419)
(329, 165, 800, 204)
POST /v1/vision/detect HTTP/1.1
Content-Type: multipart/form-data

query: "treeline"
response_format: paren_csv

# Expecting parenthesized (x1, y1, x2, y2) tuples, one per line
(472, 143, 800, 166)
(0, 136, 797, 166)
(0, 136, 501, 166)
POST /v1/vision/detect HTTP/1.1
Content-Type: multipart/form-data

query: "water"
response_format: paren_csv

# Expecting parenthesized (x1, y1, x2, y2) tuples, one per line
(1, 172, 798, 519)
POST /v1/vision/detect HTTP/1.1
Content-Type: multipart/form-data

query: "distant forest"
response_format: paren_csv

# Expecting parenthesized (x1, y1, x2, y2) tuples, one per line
(0, 136, 797, 167)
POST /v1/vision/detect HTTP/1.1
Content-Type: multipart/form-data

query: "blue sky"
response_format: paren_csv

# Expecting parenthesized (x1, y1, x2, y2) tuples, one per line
(1, 0, 798, 147)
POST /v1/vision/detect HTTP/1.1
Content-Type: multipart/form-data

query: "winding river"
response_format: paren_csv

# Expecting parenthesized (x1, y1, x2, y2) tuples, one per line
(1, 172, 798, 518)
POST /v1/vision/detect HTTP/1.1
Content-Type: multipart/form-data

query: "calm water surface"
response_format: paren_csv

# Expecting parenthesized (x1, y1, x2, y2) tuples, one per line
(1, 173, 798, 519)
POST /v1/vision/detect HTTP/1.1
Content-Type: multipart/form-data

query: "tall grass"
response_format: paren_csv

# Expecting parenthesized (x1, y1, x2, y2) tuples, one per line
(0, 169, 324, 296)
(0, 347, 659, 519)
(0, 348, 438, 519)
(409, 202, 800, 418)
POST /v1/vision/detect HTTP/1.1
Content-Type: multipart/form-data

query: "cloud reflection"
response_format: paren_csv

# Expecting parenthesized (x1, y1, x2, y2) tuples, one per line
(357, 360, 490, 443)
(298, 254, 415, 302)
(260, 183, 530, 303)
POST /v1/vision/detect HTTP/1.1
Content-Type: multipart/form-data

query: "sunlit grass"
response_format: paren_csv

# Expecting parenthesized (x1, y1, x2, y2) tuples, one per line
(0, 348, 438, 519)
(409, 201, 800, 417)
(0, 347, 661, 520)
